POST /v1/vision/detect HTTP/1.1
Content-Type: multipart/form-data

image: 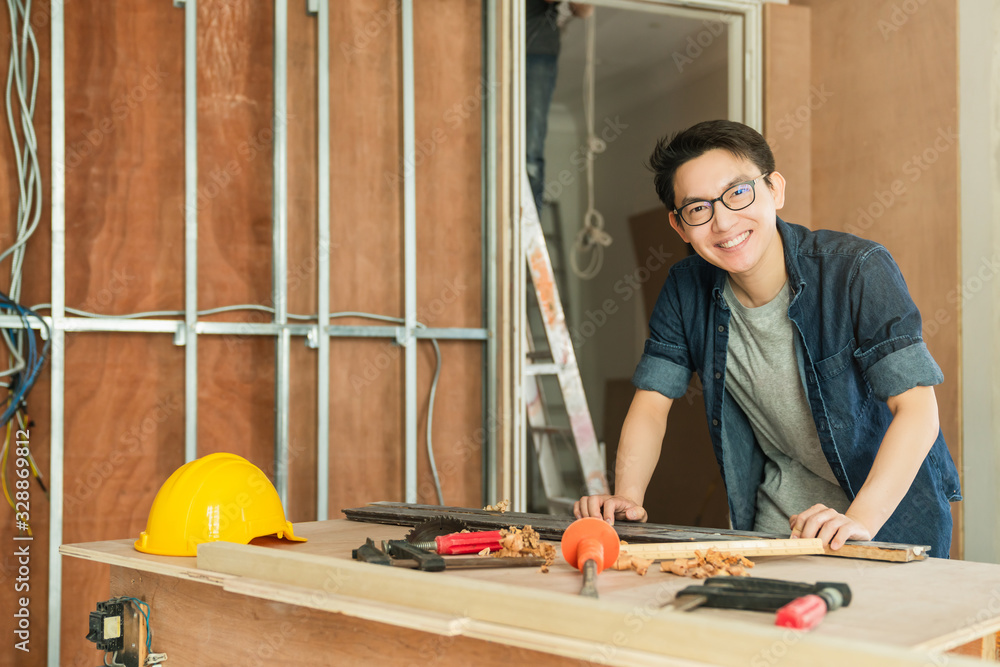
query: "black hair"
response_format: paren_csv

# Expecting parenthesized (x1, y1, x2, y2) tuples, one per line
(648, 120, 776, 211)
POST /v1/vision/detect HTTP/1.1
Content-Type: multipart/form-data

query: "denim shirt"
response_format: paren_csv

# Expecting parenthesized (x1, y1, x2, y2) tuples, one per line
(632, 219, 961, 557)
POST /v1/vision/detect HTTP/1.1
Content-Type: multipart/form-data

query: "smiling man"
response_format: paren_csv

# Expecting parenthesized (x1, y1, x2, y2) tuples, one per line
(573, 120, 961, 557)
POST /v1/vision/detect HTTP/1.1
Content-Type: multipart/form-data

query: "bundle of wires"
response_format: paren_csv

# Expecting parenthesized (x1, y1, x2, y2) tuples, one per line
(2, 0, 47, 535)
(0, 293, 49, 536)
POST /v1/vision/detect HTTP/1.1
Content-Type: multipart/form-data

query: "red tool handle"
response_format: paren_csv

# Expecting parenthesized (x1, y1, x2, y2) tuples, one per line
(434, 530, 504, 555)
(775, 594, 828, 630)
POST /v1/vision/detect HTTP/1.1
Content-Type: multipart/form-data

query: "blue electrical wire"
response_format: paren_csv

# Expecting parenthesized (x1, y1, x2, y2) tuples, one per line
(0, 291, 49, 427)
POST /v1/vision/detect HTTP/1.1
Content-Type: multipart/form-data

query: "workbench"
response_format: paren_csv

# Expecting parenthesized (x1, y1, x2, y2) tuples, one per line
(62, 518, 1000, 666)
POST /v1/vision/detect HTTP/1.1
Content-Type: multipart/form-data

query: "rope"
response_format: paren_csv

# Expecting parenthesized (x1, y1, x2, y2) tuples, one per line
(571, 10, 612, 280)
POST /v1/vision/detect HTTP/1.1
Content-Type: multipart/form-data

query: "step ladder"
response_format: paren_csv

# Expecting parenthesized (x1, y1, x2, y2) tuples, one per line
(522, 174, 610, 514)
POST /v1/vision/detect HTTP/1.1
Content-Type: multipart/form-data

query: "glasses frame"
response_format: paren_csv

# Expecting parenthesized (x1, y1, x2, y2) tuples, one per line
(673, 173, 770, 227)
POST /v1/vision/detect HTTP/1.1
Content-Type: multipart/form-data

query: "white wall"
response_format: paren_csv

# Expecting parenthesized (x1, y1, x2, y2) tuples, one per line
(960, 0, 1000, 564)
(544, 63, 728, 439)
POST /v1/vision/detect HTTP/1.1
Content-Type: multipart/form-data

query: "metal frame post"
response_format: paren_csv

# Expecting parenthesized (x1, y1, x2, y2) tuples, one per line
(183, 0, 198, 463)
(316, 0, 331, 520)
(47, 1, 65, 662)
(273, 0, 291, 504)
(401, 0, 418, 502)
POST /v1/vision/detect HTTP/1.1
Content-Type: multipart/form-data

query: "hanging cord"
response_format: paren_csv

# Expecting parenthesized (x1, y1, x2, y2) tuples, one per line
(570, 10, 612, 280)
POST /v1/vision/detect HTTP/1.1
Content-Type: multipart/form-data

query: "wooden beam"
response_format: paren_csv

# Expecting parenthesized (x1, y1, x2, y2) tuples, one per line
(196, 540, 984, 667)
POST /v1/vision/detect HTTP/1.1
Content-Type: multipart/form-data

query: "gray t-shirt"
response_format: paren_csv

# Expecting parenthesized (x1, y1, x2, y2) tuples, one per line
(722, 279, 851, 534)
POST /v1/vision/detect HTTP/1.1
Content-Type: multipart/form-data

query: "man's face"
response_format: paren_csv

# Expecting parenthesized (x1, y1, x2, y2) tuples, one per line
(668, 149, 786, 279)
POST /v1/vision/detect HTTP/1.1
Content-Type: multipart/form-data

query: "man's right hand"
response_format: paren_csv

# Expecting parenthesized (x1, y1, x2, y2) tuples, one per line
(573, 495, 648, 525)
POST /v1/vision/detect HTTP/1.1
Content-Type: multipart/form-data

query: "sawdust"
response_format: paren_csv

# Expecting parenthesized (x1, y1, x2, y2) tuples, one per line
(660, 549, 754, 578)
(609, 541, 654, 575)
(493, 525, 557, 571)
(483, 499, 510, 513)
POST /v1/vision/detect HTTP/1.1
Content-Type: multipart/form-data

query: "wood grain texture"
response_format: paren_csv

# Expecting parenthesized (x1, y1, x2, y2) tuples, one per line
(195, 0, 273, 310)
(109, 564, 598, 667)
(0, 1, 53, 665)
(61, 334, 185, 665)
(763, 3, 811, 226)
(326, 1, 404, 516)
(797, 0, 962, 557)
(62, 521, 998, 662)
(64, 2, 185, 316)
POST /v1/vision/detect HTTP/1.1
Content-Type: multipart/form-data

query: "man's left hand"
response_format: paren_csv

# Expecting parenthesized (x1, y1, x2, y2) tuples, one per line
(789, 504, 872, 550)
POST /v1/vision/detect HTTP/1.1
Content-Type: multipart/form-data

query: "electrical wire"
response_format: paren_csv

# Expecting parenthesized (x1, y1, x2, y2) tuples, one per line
(571, 10, 613, 280)
(26, 305, 449, 504)
(123, 597, 152, 654)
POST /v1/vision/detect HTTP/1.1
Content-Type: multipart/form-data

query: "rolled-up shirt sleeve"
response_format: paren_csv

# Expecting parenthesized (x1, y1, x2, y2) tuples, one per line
(632, 271, 694, 399)
(850, 246, 944, 401)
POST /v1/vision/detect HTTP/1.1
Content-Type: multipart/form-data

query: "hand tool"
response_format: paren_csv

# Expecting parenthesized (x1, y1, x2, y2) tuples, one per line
(775, 587, 846, 630)
(407, 529, 504, 555)
(352, 537, 545, 570)
(663, 576, 851, 624)
(560, 518, 620, 599)
(620, 537, 823, 561)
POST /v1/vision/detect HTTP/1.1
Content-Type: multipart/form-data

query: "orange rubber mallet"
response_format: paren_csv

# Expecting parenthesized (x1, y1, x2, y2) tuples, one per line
(560, 518, 620, 598)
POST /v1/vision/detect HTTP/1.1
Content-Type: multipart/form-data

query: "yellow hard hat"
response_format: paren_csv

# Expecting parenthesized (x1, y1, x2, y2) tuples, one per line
(134, 452, 306, 556)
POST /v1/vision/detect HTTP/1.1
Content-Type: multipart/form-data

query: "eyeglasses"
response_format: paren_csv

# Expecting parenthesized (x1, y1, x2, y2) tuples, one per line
(673, 174, 769, 227)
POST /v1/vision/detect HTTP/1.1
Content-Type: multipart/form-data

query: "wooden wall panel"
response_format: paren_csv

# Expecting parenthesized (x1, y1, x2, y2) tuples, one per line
(61, 334, 186, 664)
(763, 3, 812, 226)
(413, 0, 484, 506)
(196, 336, 275, 468)
(327, 0, 404, 515)
(0, 1, 52, 665)
(286, 0, 320, 522)
(64, 2, 184, 315)
(196, 0, 273, 311)
(793, 0, 962, 556)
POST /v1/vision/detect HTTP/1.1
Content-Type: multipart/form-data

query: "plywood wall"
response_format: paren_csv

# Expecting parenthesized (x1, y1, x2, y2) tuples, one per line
(787, 0, 962, 556)
(0, 1, 485, 664)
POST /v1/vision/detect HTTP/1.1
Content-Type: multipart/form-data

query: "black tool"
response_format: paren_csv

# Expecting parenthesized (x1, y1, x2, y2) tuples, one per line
(664, 577, 851, 613)
(352, 537, 545, 571)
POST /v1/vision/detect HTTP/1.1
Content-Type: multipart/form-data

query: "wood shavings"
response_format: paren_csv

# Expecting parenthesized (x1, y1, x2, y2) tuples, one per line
(483, 499, 510, 513)
(494, 525, 557, 568)
(477, 546, 491, 557)
(610, 542, 653, 575)
(659, 549, 754, 578)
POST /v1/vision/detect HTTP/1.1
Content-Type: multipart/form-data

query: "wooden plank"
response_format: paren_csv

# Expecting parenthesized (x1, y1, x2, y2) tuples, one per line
(801, 0, 961, 557)
(342, 503, 930, 561)
(62, 519, 1000, 654)
(621, 538, 824, 561)
(195, 539, 986, 667)
(763, 3, 811, 226)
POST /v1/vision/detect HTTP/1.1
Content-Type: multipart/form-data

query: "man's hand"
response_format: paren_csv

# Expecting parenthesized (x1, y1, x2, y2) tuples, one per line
(789, 503, 872, 550)
(573, 494, 647, 525)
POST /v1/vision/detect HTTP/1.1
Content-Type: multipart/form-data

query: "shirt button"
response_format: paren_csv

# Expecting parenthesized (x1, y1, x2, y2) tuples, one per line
(712, 419, 719, 426)
(714, 372, 721, 379)
(717, 325, 725, 333)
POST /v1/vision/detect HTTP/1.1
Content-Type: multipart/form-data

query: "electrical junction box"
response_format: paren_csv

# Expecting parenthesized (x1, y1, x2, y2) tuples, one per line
(86, 598, 125, 651)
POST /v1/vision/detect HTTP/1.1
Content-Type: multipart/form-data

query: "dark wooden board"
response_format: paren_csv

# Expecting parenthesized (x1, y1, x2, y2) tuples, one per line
(342, 502, 930, 561)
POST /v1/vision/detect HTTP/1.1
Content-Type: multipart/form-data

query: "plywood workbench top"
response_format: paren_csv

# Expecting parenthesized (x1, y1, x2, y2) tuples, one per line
(62, 519, 999, 666)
